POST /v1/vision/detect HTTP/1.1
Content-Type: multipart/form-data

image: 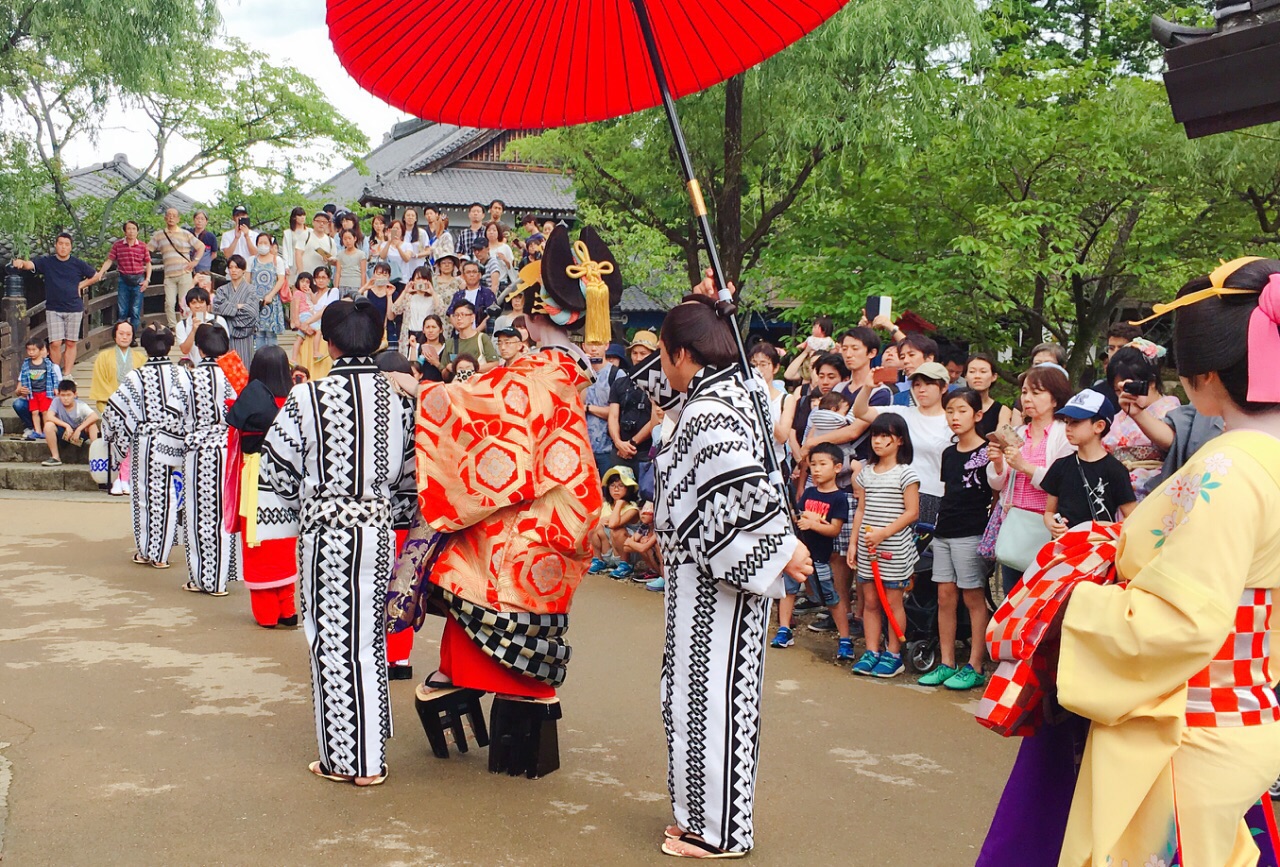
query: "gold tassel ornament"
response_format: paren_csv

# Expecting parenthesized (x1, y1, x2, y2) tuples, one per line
(565, 239, 614, 345)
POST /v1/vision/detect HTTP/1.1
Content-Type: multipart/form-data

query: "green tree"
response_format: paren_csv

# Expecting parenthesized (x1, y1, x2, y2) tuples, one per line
(513, 0, 983, 290)
(0, 0, 219, 234)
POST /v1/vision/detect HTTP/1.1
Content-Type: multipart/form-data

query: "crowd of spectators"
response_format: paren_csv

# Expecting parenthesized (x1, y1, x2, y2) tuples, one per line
(11, 204, 1204, 692)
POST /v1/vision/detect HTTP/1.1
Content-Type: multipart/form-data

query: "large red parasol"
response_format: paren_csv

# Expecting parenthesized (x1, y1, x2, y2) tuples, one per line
(327, 0, 847, 129)
(330, 0, 845, 508)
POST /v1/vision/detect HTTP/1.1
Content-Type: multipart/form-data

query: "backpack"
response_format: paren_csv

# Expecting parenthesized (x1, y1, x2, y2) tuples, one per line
(615, 377, 652, 442)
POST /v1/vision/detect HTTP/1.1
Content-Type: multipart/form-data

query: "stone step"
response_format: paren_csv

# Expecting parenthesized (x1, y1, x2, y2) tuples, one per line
(1, 407, 20, 436)
(0, 435, 91, 464)
(0, 461, 102, 492)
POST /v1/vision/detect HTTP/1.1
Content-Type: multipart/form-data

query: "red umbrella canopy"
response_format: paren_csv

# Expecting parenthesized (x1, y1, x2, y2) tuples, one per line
(327, 0, 848, 129)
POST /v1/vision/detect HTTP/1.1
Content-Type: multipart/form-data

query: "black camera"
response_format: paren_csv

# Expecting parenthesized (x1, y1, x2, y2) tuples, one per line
(1122, 378, 1151, 397)
(239, 216, 251, 227)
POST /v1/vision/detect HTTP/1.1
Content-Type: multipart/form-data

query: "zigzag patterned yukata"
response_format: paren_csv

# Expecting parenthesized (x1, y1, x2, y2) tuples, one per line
(102, 358, 188, 566)
(637, 359, 798, 855)
(255, 357, 416, 778)
(178, 359, 240, 593)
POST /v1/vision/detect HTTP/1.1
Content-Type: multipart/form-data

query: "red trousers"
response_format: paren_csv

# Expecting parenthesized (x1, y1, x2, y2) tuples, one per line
(438, 617, 555, 699)
(249, 585, 296, 627)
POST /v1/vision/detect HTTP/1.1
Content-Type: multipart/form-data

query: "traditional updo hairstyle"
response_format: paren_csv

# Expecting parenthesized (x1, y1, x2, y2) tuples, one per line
(659, 295, 738, 369)
(321, 297, 384, 357)
(1174, 257, 1280, 415)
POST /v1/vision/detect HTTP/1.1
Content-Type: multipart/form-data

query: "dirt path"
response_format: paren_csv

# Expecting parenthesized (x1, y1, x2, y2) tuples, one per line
(0, 495, 1016, 866)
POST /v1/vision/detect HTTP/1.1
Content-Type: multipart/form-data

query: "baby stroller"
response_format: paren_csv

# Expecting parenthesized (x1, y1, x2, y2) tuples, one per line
(901, 522, 996, 674)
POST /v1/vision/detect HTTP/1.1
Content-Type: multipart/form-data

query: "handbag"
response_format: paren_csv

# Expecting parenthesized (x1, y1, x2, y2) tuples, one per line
(995, 505, 1052, 574)
(977, 485, 1009, 560)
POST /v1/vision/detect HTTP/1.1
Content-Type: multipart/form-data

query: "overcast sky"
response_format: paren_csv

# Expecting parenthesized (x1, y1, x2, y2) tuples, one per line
(61, 0, 410, 203)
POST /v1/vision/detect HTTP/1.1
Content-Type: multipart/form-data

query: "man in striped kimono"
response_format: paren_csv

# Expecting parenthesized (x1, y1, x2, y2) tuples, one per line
(634, 288, 811, 860)
(177, 324, 240, 595)
(256, 297, 416, 787)
(102, 325, 188, 569)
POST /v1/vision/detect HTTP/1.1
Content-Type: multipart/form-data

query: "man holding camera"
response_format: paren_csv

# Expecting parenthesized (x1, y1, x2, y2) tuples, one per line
(220, 205, 254, 262)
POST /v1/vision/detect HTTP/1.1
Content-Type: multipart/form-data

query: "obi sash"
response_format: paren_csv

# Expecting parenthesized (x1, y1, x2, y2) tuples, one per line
(1185, 587, 1280, 728)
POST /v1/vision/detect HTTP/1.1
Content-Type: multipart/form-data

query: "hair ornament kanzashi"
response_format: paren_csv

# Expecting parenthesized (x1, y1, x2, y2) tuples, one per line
(1125, 338, 1167, 360)
(1129, 256, 1262, 326)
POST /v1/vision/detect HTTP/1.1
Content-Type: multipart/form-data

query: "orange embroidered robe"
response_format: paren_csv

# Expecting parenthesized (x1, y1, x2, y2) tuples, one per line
(416, 350, 602, 614)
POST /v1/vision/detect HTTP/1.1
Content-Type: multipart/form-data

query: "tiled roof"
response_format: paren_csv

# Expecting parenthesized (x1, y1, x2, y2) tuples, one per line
(320, 122, 472, 206)
(620, 286, 668, 313)
(403, 128, 497, 174)
(366, 168, 575, 212)
(64, 155, 198, 212)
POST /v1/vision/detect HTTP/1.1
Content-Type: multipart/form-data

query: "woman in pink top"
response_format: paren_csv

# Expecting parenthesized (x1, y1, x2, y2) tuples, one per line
(986, 365, 1076, 593)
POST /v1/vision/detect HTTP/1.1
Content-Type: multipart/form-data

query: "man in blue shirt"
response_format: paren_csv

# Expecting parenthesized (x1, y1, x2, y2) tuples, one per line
(11, 232, 99, 370)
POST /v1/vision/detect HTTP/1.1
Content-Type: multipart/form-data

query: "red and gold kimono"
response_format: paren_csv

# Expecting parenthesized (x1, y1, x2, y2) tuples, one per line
(414, 347, 602, 697)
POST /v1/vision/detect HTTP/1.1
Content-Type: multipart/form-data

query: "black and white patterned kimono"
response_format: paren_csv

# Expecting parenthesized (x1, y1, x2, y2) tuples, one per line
(255, 356, 416, 778)
(177, 358, 240, 593)
(102, 358, 188, 566)
(639, 359, 797, 855)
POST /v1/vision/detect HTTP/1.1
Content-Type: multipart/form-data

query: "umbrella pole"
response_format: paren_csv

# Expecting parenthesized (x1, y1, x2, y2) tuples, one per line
(630, 0, 794, 503)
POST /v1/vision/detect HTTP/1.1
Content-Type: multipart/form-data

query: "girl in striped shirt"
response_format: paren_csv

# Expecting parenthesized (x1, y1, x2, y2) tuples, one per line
(849, 413, 920, 678)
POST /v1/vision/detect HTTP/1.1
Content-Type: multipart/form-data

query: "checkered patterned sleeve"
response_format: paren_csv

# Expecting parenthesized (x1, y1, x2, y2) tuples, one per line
(1057, 440, 1280, 726)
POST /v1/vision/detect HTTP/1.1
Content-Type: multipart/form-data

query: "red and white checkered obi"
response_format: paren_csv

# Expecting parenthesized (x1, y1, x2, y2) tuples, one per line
(1184, 588, 1280, 728)
(977, 523, 1122, 737)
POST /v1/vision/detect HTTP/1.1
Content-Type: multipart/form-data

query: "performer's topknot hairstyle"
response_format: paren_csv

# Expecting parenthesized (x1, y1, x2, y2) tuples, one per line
(322, 297, 384, 357)
(140, 325, 175, 358)
(194, 323, 229, 360)
(660, 295, 738, 369)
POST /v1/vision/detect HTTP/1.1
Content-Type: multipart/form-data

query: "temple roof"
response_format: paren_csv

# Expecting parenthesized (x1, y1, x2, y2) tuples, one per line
(321, 121, 575, 214)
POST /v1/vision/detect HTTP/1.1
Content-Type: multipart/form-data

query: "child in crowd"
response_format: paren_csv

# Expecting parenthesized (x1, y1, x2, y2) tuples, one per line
(623, 501, 663, 588)
(41, 378, 98, 466)
(1042, 390, 1136, 534)
(849, 414, 920, 678)
(291, 365, 309, 386)
(772, 443, 854, 659)
(805, 391, 855, 462)
(589, 466, 640, 578)
(919, 389, 991, 690)
(451, 354, 479, 383)
(18, 339, 60, 440)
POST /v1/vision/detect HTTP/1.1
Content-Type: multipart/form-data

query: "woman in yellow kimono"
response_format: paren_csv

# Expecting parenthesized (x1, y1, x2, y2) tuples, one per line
(1056, 256, 1280, 867)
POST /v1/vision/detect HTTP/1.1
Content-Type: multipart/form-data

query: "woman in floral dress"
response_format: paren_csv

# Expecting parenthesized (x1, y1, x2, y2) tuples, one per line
(250, 233, 287, 354)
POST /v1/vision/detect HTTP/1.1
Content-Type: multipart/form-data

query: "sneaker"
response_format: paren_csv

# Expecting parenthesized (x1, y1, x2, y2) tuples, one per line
(41, 458, 62, 467)
(917, 664, 958, 687)
(871, 652, 905, 678)
(793, 596, 823, 613)
(631, 570, 656, 585)
(943, 664, 986, 691)
(807, 613, 837, 633)
(770, 626, 795, 649)
(588, 557, 610, 574)
(609, 562, 634, 580)
(836, 637, 855, 662)
(851, 650, 880, 676)
(645, 576, 665, 592)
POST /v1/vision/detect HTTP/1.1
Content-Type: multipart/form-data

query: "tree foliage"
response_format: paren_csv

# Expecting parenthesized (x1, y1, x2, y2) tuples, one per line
(0, 2, 368, 257)
(512, 0, 983, 289)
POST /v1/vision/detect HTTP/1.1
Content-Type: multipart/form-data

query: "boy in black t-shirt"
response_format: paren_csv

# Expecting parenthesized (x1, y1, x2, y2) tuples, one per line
(1042, 390, 1136, 534)
(771, 444, 854, 660)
